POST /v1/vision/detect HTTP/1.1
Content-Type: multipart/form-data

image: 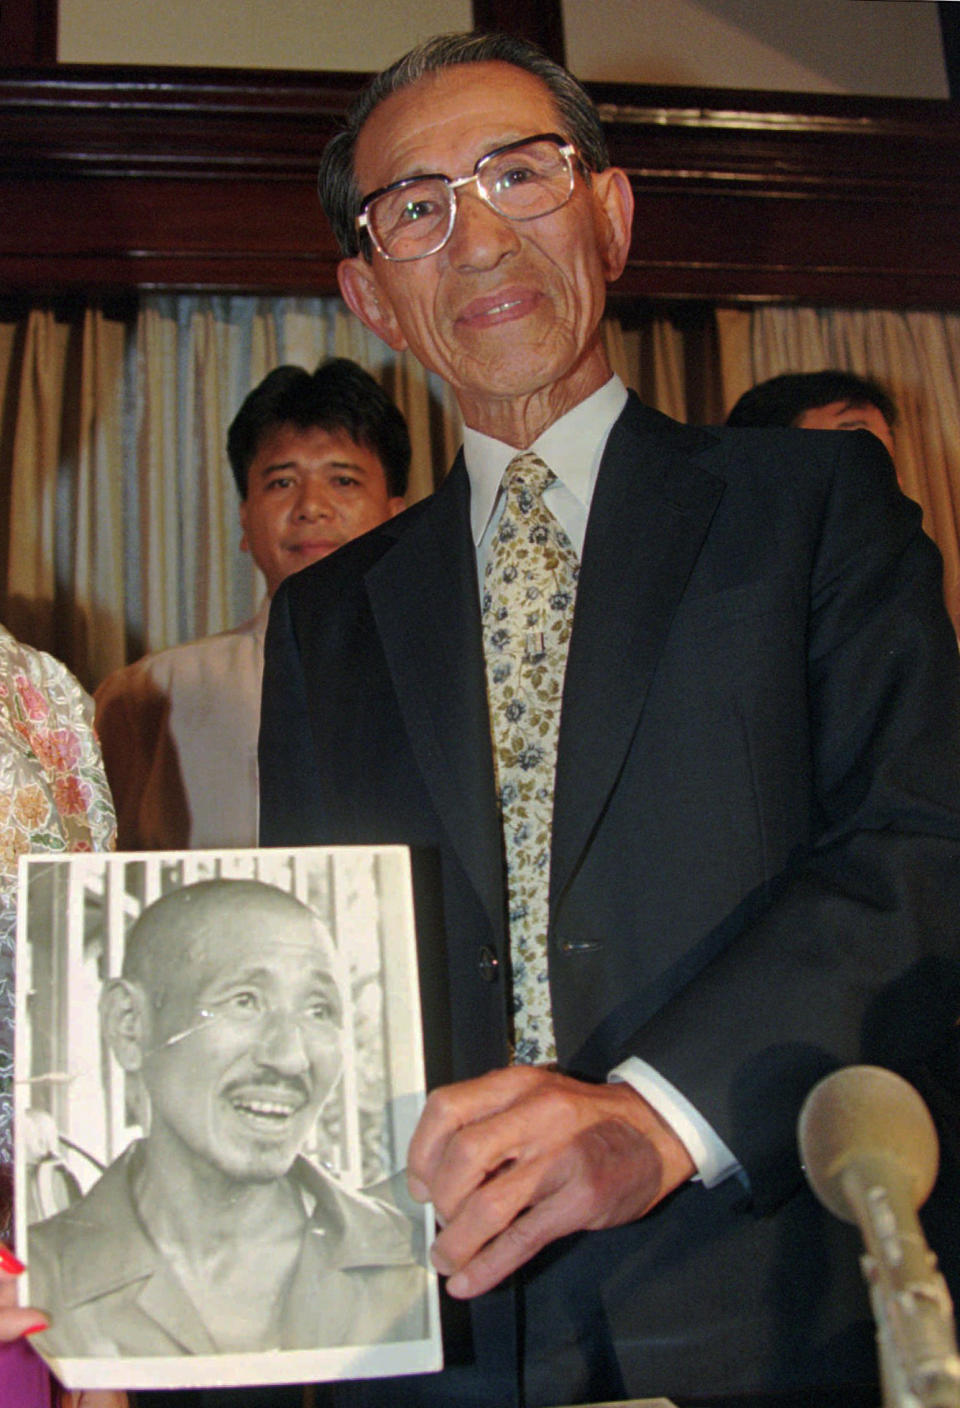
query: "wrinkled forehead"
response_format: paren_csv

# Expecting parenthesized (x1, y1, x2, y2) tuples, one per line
(133, 885, 337, 1000)
(355, 61, 565, 191)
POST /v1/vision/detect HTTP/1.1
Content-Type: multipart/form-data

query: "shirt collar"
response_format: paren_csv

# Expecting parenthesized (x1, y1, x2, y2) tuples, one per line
(464, 375, 628, 546)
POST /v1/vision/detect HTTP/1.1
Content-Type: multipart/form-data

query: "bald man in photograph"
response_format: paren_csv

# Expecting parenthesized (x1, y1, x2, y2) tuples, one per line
(27, 880, 428, 1361)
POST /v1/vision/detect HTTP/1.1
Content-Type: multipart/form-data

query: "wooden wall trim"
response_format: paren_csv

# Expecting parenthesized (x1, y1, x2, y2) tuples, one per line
(3, 65, 960, 306)
(472, 1, 565, 64)
(600, 83, 960, 305)
(0, 0, 57, 66)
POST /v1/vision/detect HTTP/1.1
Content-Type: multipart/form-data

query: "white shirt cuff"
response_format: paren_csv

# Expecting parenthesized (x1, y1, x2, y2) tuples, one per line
(609, 1055, 743, 1189)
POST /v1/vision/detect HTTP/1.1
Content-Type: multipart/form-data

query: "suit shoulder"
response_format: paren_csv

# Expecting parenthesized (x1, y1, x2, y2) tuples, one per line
(618, 390, 709, 443)
(677, 419, 904, 517)
(280, 487, 445, 610)
(701, 420, 892, 474)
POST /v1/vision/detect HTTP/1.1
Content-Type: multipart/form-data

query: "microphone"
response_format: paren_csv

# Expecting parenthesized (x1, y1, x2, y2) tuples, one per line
(798, 1065, 960, 1408)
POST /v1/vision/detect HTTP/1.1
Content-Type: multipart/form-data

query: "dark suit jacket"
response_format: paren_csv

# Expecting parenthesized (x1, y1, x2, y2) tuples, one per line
(260, 394, 960, 1407)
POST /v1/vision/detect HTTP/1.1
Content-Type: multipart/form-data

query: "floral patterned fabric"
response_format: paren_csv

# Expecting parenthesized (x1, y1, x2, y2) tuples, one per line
(0, 626, 116, 1168)
(481, 452, 580, 1065)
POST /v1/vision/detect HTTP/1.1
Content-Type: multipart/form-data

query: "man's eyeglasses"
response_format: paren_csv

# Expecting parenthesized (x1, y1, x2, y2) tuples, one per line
(356, 133, 584, 262)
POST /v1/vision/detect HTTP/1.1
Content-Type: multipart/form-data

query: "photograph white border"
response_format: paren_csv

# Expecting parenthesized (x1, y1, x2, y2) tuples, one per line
(14, 844, 441, 1391)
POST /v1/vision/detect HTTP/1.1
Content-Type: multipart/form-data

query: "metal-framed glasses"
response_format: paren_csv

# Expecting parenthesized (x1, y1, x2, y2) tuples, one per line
(356, 132, 583, 262)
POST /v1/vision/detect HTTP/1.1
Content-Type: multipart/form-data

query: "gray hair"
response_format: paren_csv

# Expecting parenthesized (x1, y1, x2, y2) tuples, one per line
(318, 31, 611, 259)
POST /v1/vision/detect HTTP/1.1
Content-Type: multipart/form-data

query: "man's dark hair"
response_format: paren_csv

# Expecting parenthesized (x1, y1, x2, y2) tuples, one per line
(317, 30, 611, 259)
(726, 370, 897, 431)
(226, 357, 410, 499)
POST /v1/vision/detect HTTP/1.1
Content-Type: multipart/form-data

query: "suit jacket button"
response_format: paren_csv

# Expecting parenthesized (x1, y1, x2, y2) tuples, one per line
(478, 946, 499, 982)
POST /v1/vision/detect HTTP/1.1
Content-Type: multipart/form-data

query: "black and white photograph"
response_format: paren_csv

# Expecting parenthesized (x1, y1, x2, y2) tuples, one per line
(13, 845, 440, 1392)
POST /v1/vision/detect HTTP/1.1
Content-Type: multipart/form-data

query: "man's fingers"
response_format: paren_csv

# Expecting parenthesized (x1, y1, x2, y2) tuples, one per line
(440, 1123, 664, 1296)
(444, 1194, 565, 1299)
(407, 1069, 695, 1298)
(432, 1115, 665, 1288)
(418, 1073, 580, 1225)
(430, 1154, 536, 1274)
(408, 1066, 547, 1206)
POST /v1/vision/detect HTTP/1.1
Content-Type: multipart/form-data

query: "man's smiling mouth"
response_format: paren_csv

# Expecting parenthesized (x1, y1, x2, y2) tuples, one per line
(232, 1096, 299, 1118)
(458, 287, 539, 326)
(226, 1082, 309, 1124)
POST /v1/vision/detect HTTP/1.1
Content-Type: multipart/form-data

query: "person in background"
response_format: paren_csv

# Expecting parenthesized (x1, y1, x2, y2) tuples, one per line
(95, 357, 409, 850)
(259, 30, 960, 1408)
(0, 623, 123, 1407)
(725, 369, 897, 460)
(725, 368, 960, 642)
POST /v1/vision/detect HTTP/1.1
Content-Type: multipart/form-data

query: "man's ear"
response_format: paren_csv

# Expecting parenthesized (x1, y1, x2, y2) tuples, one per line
(100, 978, 150, 1073)
(592, 166, 635, 285)
(338, 256, 408, 352)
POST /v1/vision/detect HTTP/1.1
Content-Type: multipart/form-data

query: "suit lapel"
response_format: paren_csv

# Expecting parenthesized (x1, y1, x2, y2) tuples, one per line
(551, 398, 725, 911)
(365, 462, 505, 940)
(361, 406, 724, 940)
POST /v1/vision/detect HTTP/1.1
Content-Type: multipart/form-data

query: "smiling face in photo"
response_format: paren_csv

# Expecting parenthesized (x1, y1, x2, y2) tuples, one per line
(136, 885, 344, 1187)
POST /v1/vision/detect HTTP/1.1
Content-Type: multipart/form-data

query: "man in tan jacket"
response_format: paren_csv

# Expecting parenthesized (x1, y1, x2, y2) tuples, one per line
(95, 358, 408, 849)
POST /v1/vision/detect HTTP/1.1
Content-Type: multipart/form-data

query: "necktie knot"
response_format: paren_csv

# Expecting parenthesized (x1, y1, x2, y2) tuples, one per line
(490, 452, 573, 568)
(501, 450, 554, 505)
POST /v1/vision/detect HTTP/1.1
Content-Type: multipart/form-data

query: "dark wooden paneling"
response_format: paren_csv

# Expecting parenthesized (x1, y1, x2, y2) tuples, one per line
(472, 1, 565, 64)
(3, 66, 960, 306)
(600, 84, 960, 306)
(0, 0, 57, 66)
(0, 67, 348, 291)
(939, 3, 960, 101)
(0, 175, 338, 292)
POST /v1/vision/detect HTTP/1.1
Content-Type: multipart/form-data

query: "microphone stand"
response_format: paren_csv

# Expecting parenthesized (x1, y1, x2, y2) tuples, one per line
(798, 1066, 960, 1408)
(839, 1158, 960, 1408)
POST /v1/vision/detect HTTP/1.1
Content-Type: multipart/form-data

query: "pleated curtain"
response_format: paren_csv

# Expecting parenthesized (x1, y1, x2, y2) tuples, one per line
(1, 295, 957, 690)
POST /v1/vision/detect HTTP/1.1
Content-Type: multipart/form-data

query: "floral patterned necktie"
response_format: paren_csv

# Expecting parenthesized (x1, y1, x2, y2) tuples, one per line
(481, 450, 580, 1064)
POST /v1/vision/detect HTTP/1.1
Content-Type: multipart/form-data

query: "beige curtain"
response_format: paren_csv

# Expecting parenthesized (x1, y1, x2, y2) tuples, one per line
(1, 307, 127, 687)
(0, 297, 465, 686)
(716, 306, 960, 633)
(603, 315, 689, 422)
(1, 295, 696, 689)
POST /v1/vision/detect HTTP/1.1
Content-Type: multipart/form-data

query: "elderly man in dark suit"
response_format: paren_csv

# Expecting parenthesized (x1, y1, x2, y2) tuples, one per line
(259, 31, 960, 1408)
